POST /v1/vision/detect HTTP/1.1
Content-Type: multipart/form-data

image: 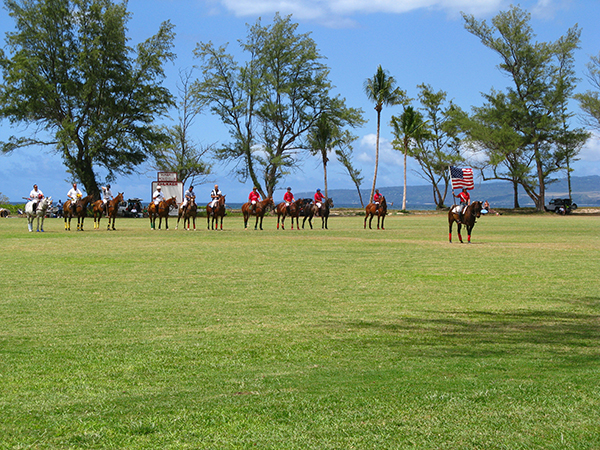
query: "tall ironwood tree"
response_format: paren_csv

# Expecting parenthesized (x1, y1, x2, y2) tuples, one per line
(0, 0, 175, 198)
(463, 5, 586, 211)
(194, 14, 360, 198)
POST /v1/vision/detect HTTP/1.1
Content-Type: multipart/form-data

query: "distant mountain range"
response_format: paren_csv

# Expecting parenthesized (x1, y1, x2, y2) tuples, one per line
(296, 175, 600, 209)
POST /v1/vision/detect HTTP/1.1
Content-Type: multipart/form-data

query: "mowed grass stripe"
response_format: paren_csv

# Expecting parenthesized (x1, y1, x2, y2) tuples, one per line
(1, 214, 599, 449)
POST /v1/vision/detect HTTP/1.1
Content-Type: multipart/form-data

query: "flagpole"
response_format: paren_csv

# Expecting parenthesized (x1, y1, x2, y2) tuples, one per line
(449, 166, 456, 207)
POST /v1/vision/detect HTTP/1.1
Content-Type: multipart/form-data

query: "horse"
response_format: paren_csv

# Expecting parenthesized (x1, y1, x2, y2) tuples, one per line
(148, 196, 178, 230)
(303, 197, 333, 230)
(206, 194, 226, 230)
(92, 192, 124, 230)
(64, 194, 93, 231)
(176, 196, 198, 231)
(448, 200, 484, 243)
(364, 196, 388, 230)
(241, 197, 274, 230)
(275, 198, 306, 230)
(25, 197, 52, 232)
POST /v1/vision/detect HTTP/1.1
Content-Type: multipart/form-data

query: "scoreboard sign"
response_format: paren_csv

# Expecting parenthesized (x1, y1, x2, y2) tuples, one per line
(157, 172, 178, 183)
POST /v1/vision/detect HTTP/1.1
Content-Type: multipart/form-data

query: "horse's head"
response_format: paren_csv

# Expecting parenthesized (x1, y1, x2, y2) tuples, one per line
(218, 194, 226, 206)
(115, 192, 124, 203)
(266, 197, 275, 209)
(326, 198, 334, 208)
(472, 201, 483, 218)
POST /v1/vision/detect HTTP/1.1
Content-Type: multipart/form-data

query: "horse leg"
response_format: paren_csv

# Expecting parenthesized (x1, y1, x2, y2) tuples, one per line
(28, 217, 33, 232)
(457, 223, 463, 243)
(467, 225, 472, 243)
(39, 216, 45, 232)
(449, 221, 453, 243)
(381, 214, 385, 230)
(368, 215, 373, 230)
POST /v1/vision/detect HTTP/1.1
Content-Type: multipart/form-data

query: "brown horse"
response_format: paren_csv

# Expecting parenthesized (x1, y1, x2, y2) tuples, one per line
(448, 200, 484, 243)
(303, 197, 333, 230)
(148, 196, 178, 230)
(275, 198, 306, 230)
(206, 194, 226, 230)
(364, 196, 387, 230)
(241, 197, 274, 230)
(92, 192, 124, 230)
(64, 194, 93, 231)
(176, 196, 197, 231)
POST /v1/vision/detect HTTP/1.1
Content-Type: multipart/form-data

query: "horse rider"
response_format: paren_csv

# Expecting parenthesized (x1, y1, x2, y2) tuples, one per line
(101, 184, 113, 216)
(29, 184, 44, 212)
(209, 184, 222, 214)
(283, 187, 294, 214)
(249, 186, 261, 213)
(67, 182, 83, 215)
(152, 185, 165, 212)
(453, 188, 471, 224)
(373, 189, 383, 211)
(181, 185, 194, 214)
(314, 188, 325, 216)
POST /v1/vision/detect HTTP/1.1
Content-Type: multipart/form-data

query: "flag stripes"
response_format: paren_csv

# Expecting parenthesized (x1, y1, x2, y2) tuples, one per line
(450, 166, 474, 190)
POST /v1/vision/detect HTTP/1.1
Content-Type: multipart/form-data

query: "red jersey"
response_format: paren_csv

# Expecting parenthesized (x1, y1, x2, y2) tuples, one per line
(458, 191, 470, 204)
(249, 191, 260, 202)
(373, 193, 383, 202)
(314, 191, 325, 202)
(284, 192, 294, 202)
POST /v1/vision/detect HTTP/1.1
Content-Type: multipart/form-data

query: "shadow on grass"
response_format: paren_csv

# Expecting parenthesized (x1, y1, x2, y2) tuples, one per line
(335, 297, 600, 359)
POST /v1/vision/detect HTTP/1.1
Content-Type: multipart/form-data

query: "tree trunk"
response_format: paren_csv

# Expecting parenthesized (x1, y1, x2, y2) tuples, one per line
(323, 158, 328, 198)
(370, 108, 381, 203)
(512, 180, 520, 208)
(402, 149, 407, 210)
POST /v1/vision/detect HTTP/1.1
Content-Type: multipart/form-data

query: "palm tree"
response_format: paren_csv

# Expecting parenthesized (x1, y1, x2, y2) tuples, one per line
(308, 108, 364, 198)
(364, 66, 405, 202)
(391, 106, 427, 210)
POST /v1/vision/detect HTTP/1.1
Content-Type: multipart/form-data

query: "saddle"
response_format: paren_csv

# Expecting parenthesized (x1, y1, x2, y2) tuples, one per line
(450, 205, 462, 215)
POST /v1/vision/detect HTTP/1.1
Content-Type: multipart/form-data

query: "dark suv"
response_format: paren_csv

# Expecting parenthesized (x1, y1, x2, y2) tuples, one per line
(546, 198, 577, 214)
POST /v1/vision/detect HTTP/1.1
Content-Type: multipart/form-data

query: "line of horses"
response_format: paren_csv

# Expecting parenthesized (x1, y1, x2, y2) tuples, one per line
(24, 192, 487, 243)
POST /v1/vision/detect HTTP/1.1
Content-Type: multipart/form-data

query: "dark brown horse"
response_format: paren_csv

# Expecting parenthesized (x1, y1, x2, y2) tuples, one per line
(241, 197, 274, 230)
(176, 196, 197, 231)
(206, 194, 226, 230)
(448, 200, 484, 243)
(364, 196, 387, 230)
(148, 196, 178, 230)
(303, 197, 333, 230)
(275, 198, 306, 230)
(92, 192, 124, 230)
(64, 194, 93, 231)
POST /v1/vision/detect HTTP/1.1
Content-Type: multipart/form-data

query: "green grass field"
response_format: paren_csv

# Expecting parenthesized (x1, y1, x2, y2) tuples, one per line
(1, 213, 599, 449)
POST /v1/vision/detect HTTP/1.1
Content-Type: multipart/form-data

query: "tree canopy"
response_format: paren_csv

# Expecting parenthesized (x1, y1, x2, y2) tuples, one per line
(462, 5, 587, 211)
(194, 14, 362, 198)
(0, 0, 176, 198)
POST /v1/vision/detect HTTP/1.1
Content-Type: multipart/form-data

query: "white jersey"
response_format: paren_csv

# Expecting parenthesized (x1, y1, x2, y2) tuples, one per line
(102, 187, 113, 202)
(67, 187, 82, 201)
(29, 189, 43, 203)
(153, 190, 164, 205)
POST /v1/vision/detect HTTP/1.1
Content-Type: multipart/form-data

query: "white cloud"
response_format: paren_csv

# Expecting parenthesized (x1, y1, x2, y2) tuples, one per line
(579, 132, 600, 162)
(214, 0, 508, 24)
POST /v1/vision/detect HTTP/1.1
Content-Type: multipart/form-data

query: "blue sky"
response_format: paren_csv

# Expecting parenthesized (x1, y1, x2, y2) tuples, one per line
(1, 0, 599, 203)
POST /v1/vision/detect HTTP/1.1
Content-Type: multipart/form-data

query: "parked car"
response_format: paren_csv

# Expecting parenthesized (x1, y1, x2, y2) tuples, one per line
(546, 198, 577, 214)
(118, 198, 144, 218)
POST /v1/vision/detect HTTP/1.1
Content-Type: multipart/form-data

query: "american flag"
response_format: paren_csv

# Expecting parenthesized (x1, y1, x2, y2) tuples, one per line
(449, 166, 474, 190)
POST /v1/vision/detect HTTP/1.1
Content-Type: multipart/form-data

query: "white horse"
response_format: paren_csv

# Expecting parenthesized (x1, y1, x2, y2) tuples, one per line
(25, 197, 52, 232)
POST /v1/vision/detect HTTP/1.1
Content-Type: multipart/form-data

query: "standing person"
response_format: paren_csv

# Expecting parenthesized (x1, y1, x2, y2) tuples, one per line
(248, 186, 261, 213)
(373, 189, 383, 211)
(209, 184, 222, 210)
(67, 183, 82, 215)
(101, 184, 113, 215)
(283, 187, 294, 214)
(29, 184, 44, 212)
(152, 185, 164, 212)
(181, 185, 195, 213)
(453, 188, 471, 224)
(56, 199, 63, 218)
